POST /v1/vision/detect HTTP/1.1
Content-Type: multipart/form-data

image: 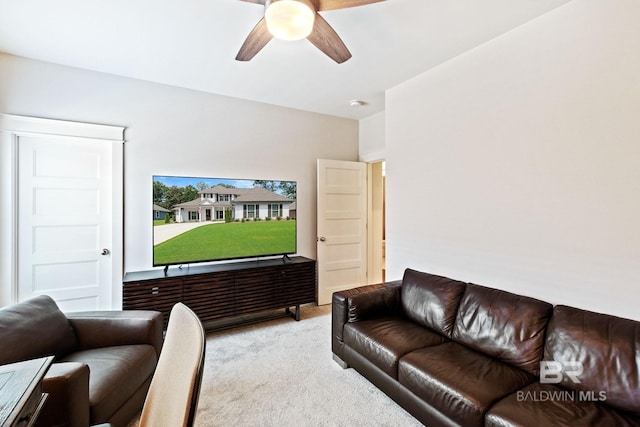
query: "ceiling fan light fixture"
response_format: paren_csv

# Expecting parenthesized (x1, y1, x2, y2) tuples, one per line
(265, 0, 315, 41)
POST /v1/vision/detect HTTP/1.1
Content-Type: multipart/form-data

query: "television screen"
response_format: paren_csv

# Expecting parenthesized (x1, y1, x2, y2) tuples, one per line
(153, 175, 297, 266)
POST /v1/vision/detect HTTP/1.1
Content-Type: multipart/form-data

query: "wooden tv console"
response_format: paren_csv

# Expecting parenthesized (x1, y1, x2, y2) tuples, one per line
(123, 256, 316, 330)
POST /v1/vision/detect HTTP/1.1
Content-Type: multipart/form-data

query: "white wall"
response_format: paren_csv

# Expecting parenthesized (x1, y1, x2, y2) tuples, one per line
(386, 0, 640, 321)
(0, 54, 358, 304)
(359, 111, 385, 162)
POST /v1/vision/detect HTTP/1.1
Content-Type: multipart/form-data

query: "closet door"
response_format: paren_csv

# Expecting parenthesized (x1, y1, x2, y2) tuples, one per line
(1, 114, 124, 310)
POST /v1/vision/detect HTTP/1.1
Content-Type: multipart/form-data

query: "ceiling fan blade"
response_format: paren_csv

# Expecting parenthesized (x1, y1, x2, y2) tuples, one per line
(238, 0, 266, 4)
(307, 14, 352, 63)
(236, 18, 273, 61)
(317, 0, 384, 11)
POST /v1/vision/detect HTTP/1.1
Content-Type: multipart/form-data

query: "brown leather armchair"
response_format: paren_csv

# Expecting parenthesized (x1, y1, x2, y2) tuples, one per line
(0, 295, 163, 427)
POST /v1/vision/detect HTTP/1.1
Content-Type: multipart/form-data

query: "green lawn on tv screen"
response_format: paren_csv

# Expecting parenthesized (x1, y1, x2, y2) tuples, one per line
(153, 220, 296, 265)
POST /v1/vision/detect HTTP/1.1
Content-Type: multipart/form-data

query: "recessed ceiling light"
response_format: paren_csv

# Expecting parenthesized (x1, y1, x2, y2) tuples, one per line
(349, 100, 367, 108)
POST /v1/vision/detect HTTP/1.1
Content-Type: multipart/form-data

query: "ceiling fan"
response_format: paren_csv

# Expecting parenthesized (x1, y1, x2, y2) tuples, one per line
(236, 0, 385, 64)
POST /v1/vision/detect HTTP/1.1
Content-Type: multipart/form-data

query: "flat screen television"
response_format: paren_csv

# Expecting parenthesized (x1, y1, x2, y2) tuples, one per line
(153, 175, 297, 267)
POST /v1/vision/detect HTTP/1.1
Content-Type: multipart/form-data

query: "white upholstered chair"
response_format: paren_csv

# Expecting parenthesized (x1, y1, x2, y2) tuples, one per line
(139, 302, 206, 427)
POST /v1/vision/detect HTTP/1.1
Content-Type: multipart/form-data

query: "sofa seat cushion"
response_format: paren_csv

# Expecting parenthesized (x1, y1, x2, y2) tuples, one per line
(61, 344, 157, 423)
(398, 342, 535, 427)
(343, 316, 448, 378)
(486, 382, 640, 427)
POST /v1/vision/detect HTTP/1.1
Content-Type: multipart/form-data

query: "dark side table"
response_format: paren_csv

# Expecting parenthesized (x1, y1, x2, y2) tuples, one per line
(0, 356, 53, 427)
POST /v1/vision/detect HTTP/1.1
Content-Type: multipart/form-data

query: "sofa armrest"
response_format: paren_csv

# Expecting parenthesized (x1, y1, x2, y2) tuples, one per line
(331, 281, 402, 360)
(66, 310, 164, 357)
(37, 362, 90, 427)
(347, 285, 402, 322)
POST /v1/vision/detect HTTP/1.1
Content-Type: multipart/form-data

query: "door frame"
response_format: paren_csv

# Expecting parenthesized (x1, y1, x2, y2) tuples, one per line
(367, 161, 385, 284)
(0, 114, 125, 307)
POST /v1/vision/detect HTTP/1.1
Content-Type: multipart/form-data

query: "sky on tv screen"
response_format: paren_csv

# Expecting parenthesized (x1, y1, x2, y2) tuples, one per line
(153, 176, 294, 195)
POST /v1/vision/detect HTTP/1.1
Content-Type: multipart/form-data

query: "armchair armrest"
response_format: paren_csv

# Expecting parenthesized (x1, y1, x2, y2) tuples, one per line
(331, 281, 402, 360)
(38, 362, 90, 427)
(66, 310, 164, 357)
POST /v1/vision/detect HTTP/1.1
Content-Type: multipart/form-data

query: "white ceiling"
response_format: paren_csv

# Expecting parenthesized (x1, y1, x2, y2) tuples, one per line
(0, 0, 572, 120)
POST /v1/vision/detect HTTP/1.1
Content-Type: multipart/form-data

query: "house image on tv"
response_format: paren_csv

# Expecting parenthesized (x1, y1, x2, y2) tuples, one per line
(172, 185, 294, 223)
(153, 204, 171, 221)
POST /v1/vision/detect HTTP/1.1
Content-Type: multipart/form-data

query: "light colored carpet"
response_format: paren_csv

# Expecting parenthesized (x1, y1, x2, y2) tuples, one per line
(130, 305, 422, 426)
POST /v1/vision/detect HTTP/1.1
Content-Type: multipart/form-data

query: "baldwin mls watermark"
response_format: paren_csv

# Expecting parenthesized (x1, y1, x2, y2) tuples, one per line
(517, 361, 607, 402)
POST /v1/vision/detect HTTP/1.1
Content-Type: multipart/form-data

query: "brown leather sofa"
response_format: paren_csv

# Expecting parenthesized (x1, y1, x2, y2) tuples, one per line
(0, 295, 163, 427)
(332, 268, 640, 426)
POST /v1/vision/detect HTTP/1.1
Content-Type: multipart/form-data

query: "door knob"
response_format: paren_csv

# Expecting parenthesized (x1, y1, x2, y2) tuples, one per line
(318, 237, 326, 242)
(101, 248, 110, 255)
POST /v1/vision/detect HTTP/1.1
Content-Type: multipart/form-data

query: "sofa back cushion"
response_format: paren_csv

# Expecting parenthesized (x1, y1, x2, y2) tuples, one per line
(452, 283, 552, 375)
(400, 269, 466, 337)
(544, 305, 640, 415)
(0, 295, 78, 365)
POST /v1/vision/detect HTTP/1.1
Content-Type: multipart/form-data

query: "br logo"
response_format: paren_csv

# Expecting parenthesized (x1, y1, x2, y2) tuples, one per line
(540, 361, 583, 384)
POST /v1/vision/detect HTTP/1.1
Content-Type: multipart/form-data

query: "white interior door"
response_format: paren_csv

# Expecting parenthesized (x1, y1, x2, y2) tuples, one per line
(317, 159, 367, 305)
(1, 114, 124, 311)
